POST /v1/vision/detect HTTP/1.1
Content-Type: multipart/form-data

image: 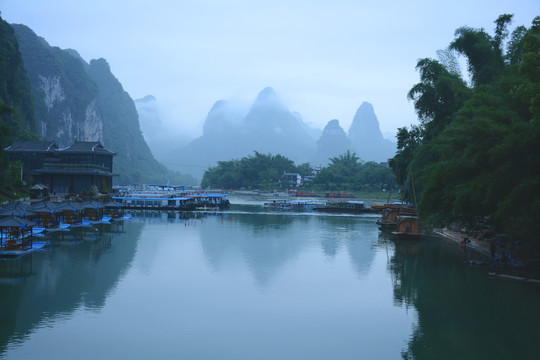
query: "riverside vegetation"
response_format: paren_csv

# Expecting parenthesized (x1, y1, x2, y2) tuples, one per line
(200, 150, 395, 192)
(390, 14, 540, 251)
(1, 13, 539, 254)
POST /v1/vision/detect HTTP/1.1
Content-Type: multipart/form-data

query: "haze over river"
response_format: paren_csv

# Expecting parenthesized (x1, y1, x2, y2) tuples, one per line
(1, 199, 538, 359)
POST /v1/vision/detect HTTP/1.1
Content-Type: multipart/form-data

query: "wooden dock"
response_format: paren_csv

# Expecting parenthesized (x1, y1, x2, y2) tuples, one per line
(0, 241, 47, 258)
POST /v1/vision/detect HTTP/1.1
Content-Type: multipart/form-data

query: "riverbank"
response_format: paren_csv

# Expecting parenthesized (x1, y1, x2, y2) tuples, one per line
(434, 229, 491, 257)
(435, 228, 540, 282)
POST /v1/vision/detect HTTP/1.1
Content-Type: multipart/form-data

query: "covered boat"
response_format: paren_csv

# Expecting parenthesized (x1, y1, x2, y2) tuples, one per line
(313, 200, 379, 214)
(391, 216, 422, 239)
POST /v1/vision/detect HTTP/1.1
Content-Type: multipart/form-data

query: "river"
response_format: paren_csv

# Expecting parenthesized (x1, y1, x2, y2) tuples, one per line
(0, 200, 538, 359)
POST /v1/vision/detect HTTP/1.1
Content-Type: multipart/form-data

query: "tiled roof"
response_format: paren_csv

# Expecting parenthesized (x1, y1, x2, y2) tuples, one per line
(60, 141, 115, 155)
(4, 141, 57, 152)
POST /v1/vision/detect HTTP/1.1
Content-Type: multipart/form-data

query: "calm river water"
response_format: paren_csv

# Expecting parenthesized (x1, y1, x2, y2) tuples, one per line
(1, 201, 539, 359)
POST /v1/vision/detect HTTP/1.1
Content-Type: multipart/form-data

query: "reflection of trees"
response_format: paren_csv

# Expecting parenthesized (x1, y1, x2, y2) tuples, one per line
(199, 212, 379, 285)
(0, 222, 141, 356)
(386, 234, 540, 359)
(317, 215, 378, 275)
(199, 213, 307, 286)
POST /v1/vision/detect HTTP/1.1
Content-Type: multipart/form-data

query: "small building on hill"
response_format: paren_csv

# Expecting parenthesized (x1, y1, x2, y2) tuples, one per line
(280, 172, 302, 188)
(4, 141, 116, 194)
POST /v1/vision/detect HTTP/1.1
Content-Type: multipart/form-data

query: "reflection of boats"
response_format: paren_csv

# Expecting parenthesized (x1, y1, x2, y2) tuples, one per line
(0, 240, 46, 257)
(313, 201, 379, 214)
(92, 215, 112, 225)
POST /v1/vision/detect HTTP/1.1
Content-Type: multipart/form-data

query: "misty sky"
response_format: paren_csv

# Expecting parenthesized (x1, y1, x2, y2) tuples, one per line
(2, 0, 538, 139)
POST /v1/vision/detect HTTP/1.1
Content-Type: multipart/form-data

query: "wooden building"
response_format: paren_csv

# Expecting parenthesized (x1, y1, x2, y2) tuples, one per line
(5, 141, 116, 194)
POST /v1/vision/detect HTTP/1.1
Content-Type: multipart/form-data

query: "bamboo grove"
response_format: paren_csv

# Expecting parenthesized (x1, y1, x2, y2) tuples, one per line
(390, 15, 540, 245)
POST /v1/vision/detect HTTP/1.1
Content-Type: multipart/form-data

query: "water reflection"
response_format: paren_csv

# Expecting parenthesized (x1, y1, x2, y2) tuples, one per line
(199, 210, 309, 286)
(197, 206, 378, 286)
(383, 231, 540, 359)
(317, 215, 378, 275)
(0, 222, 141, 357)
(2, 208, 536, 359)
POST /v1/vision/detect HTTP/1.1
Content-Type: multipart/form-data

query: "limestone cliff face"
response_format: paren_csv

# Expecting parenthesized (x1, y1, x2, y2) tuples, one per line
(82, 100, 104, 143)
(36, 72, 103, 148)
(38, 74, 65, 111)
(13, 24, 104, 148)
(11, 24, 195, 185)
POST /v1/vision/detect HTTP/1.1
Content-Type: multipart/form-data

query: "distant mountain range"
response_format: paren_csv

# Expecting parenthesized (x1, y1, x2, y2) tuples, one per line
(0, 16, 395, 186)
(156, 88, 396, 180)
(348, 102, 396, 162)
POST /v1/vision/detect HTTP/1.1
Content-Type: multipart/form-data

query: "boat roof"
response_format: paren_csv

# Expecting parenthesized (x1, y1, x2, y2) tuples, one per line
(347, 200, 364, 204)
(187, 193, 228, 198)
(112, 196, 190, 201)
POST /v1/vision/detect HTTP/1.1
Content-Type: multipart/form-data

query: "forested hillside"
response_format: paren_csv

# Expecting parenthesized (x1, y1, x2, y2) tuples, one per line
(0, 19, 196, 186)
(390, 15, 540, 245)
(86, 58, 195, 185)
(12, 24, 101, 147)
(0, 17, 37, 142)
(0, 16, 38, 192)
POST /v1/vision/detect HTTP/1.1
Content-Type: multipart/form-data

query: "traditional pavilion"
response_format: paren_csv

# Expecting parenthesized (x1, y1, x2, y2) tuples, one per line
(4, 141, 116, 194)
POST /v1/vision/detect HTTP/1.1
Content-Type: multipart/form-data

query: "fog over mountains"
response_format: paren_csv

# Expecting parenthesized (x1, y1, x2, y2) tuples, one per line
(9, 23, 196, 185)
(2, 18, 395, 185)
(135, 95, 193, 160)
(138, 87, 396, 180)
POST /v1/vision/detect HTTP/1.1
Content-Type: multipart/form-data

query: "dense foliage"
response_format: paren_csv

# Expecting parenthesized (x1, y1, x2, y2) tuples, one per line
(0, 18, 37, 141)
(201, 152, 298, 189)
(390, 15, 540, 244)
(0, 16, 38, 196)
(201, 150, 395, 192)
(310, 151, 395, 191)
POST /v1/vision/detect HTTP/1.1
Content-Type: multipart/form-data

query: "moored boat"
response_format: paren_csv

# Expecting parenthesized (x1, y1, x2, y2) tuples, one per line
(325, 192, 355, 198)
(391, 216, 422, 239)
(295, 191, 318, 197)
(376, 206, 417, 230)
(264, 199, 291, 210)
(313, 200, 379, 214)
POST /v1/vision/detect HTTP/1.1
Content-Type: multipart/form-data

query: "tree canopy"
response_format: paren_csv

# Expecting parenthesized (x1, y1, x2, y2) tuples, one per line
(311, 150, 395, 192)
(201, 150, 395, 192)
(390, 14, 540, 245)
(201, 152, 297, 189)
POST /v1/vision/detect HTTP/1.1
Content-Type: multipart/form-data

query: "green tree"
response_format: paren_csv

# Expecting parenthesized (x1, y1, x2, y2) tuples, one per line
(201, 152, 296, 190)
(311, 151, 394, 192)
(391, 15, 540, 248)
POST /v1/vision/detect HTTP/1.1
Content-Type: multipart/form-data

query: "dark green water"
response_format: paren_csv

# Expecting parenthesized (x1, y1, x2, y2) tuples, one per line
(0, 204, 538, 359)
